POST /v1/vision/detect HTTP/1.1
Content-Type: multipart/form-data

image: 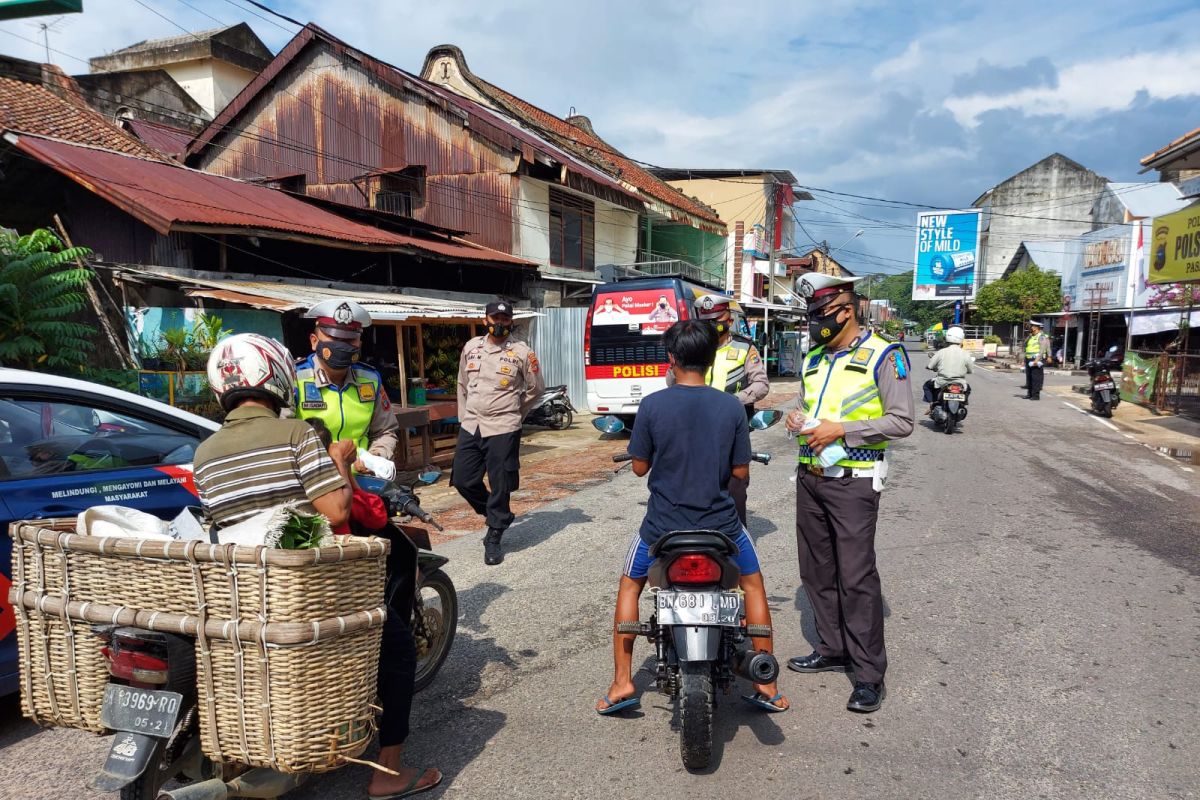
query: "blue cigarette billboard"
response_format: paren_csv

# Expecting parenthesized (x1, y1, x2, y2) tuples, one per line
(912, 209, 981, 301)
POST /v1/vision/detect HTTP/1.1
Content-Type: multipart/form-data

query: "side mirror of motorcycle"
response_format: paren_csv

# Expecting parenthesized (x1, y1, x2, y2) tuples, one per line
(592, 415, 626, 435)
(417, 468, 443, 485)
(749, 409, 783, 431)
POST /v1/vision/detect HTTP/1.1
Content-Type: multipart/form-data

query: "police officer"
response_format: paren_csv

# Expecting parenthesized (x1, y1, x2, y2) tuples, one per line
(680, 293, 769, 525)
(785, 273, 915, 714)
(295, 300, 399, 473)
(451, 300, 544, 565)
(1024, 320, 1051, 400)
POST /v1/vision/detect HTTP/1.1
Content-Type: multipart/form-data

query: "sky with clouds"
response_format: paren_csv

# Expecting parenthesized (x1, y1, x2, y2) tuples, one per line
(2, 0, 1198, 274)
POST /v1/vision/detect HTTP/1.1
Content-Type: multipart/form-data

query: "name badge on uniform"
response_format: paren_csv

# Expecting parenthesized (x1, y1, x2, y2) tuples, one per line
(301, 401, 327, 410)
(357, 383, 375, 403)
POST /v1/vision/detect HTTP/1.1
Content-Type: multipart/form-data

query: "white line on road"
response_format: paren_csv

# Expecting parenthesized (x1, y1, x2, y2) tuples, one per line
(1061, 400, 1121, 430)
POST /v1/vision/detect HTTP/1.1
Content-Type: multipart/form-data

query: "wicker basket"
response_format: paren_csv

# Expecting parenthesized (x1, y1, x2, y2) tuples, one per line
(10, 520, 389, 772)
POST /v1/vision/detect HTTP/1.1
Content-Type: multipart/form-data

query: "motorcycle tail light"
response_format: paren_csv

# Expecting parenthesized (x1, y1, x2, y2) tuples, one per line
(947, 385, 962, 393)
(667, 554, 722, 585)
(104, 641, 170, 684)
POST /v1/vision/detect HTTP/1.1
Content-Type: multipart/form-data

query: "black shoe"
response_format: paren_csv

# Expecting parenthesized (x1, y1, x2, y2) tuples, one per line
(483, 528, 504, 565)
(847, 681, 885, 713)
(1032, 395, 1040, 400)
(787, 652, 849, 673)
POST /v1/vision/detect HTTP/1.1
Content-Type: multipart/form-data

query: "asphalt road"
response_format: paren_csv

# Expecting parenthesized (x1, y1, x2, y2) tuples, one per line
(2, 344, 1198, 800)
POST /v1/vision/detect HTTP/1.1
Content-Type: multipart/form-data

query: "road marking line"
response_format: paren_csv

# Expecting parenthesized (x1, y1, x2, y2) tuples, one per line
(1062, 400, 1119, 430)
(1182, 467, 1195, 473)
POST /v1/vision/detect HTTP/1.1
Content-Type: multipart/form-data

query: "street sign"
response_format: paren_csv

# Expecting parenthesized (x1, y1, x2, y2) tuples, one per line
(1149, 204, 1200, 284)
(912, 209, 982, 301)
(0, 0, 82, 21)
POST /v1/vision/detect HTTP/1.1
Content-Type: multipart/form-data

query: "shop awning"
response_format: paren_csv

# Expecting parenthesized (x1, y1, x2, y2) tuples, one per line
(1129, 308, 1200, 336)
(105, 264, 539, 322)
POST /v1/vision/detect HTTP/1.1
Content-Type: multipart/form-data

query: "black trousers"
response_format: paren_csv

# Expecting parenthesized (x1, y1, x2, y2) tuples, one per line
(922, 379, 937, 403)
(1025, 363, 1045, 398)
(373, 522, 418, 748)
(728, 474, 748, 528)
(451, 427, 521, 530)
(795, 470, 887, 684)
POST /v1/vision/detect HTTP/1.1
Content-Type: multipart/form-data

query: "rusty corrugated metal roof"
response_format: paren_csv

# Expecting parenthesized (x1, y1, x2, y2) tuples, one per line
(185, 24, 644, 212)
(8, 132, 534, 266)
(111, 264, 538, 321)
(122, 118, 193, 161)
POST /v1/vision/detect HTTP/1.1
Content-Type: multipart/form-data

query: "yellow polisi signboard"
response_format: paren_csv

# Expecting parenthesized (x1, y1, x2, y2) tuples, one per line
(1149, 204, 1200, 284)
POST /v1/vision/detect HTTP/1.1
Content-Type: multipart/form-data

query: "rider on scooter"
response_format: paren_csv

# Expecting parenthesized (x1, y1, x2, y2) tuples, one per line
(923, 325, 973, 415)
(596, 320, 788, 716)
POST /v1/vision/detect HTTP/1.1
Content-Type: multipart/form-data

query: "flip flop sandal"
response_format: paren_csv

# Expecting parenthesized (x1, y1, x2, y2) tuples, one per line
(742, 691, 789, 713)
(368, 767, 443, 799)
(596, 694, 641, 716)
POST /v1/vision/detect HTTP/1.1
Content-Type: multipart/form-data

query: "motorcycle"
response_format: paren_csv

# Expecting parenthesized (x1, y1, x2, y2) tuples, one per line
(592, 409, 781, 770)
(90, 470, 455, 800)
(1083, 345, 1122, 418)
(930, 380, 970, 434)
(524, 384, 576, 430)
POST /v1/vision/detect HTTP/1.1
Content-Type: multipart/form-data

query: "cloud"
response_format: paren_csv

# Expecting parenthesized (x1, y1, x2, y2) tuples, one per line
(945, 50, 1200, 126)
(872, 41, 922, 81)
(951, 57, 1058, 97)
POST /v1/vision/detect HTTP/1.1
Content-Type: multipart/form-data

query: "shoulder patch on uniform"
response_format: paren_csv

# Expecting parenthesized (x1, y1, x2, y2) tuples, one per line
(528, 352, 540, 373)
(892, 349, 908, 380)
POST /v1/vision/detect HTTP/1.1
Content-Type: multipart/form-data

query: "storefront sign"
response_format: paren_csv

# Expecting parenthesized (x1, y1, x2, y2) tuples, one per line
(1149, 204, 1200, 284)
(912, 209, 981, 301)
(1074, 226, 1132, 309)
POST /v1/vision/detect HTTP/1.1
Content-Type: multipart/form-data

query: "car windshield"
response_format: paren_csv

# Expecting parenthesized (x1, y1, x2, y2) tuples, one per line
(0, 398, 200, 479)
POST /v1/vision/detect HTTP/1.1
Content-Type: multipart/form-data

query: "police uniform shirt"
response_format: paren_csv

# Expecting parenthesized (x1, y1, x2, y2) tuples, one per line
(794, 332, 916, 447)
(296, 356, 400, 459)
(457, 335, 545, 437)
(665, 336, 769, 406)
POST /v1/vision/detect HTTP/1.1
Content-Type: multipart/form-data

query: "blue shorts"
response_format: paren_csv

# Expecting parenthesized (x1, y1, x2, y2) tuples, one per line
(623, 529, 760, 579)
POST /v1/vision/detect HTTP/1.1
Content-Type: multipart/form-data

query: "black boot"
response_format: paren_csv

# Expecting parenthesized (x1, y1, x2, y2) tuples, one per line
(484, 528, 505, 565)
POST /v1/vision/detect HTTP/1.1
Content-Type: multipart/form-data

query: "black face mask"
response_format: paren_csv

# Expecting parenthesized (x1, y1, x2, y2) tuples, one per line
(487, 322, 513, 338)
(809, 306, 850, 348)
(318, 340, 361, 370)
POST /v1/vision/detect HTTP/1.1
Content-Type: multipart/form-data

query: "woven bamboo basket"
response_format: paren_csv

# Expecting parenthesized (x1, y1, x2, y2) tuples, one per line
(10, 520, 389, 773)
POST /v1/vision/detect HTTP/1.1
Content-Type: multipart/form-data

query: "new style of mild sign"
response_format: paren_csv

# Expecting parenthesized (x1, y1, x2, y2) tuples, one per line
(912, 209, 982, 301)
(1150, 205, 1200, 284)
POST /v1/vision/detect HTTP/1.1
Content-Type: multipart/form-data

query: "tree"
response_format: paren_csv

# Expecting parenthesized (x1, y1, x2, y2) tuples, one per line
(974, 266, 1061, 324)
(0, 228, 97, 371)
(867, 271, 946, 329)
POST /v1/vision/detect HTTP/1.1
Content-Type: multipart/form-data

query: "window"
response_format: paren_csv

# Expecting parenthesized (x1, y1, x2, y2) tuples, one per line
(549, 187, 595, 270)
(372, 168, 426, 218)
(0, 397, 201, 479)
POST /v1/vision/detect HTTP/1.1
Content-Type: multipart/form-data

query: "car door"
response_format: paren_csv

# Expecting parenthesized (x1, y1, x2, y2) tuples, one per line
(0, 386, 212, 697)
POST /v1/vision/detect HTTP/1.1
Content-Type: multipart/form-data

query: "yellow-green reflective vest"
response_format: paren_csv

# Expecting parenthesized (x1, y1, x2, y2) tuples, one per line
(798, 333, 898, 469)
(294, 360, 380, 450)
(1025, 334, 1042, 358)
(707, 338, 751, 394)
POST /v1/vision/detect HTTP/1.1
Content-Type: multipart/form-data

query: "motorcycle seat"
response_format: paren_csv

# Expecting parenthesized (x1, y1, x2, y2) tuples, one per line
(545, 384, 567, 392)
(651, 529, 740, 557)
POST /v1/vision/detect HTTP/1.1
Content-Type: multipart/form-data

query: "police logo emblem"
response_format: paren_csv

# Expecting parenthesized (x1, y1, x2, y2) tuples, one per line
(358, 384, 375, 403)
(852, 348, 874, 365)
(701, 296, 716, 311)
(333, 302, 354, 325)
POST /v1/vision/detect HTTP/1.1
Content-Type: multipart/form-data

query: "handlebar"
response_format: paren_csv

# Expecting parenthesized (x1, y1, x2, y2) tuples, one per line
(751, 452, 772, 465)
(401, 499, 444, 532)
(613, 453, 634, 463)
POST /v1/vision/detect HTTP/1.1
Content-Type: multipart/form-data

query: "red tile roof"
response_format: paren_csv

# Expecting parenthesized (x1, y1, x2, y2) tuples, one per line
(0, 71, 163, 160)
(1141, 125, 1200, 167)
(9, 133, 534, 267)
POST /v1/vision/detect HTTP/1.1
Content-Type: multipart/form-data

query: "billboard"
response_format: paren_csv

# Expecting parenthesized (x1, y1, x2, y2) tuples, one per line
(912, 209, 982, 301)
(590, 288, 680, 334)
(1076, 226, 1131, 309)
(1149, 204, 1200, 284)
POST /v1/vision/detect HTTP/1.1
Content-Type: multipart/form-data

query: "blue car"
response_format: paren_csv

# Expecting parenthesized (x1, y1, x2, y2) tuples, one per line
(0, 369, 219, 697)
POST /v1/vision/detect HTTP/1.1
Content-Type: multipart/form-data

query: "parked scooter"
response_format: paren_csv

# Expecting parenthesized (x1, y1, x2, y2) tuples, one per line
(90, 471, 454, 800)
(592, 409, 781, 769)
(524, 384, 576, 430)
(930, 380, 970, 434)
(1083, 345, 1122, 418)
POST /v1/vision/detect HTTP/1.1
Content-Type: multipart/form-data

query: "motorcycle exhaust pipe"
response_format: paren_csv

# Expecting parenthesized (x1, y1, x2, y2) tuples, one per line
(225, 768, 309, 798)
(157, 779, 229, 800)
(733, 649, 779, 684)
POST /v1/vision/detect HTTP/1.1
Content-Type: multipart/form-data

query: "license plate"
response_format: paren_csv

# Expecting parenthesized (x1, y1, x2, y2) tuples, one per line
(656, 591, 741, 626)
(101, 685, 183, 738)
(1094, 382, 1115, 390)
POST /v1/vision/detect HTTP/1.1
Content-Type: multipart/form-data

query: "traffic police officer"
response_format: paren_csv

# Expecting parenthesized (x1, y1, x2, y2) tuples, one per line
(785, 272, 915, 714)
(295, 300, 399, 472)
(451, 300, 544, 565)
(1024, 320, 1051, 400)
(677, 293, 769, 525)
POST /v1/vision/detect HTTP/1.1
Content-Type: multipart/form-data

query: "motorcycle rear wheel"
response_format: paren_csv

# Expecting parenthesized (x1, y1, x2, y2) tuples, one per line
(679, 662, 714, 770)
(413, 569, 458, 692)
(548, 406, 574, 430)
(943, 416, 956, 434)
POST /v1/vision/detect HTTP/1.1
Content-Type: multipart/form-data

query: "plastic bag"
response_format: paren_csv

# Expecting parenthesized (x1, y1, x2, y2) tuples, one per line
(77, 506, 172, 540)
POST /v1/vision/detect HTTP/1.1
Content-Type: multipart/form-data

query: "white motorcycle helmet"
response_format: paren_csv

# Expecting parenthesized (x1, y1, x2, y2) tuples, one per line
(944, 326, 965, 345)
(206, 333, 297, 413)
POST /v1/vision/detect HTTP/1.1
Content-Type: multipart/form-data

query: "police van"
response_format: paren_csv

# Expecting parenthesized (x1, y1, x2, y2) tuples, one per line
(584, 276, 732, 419)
